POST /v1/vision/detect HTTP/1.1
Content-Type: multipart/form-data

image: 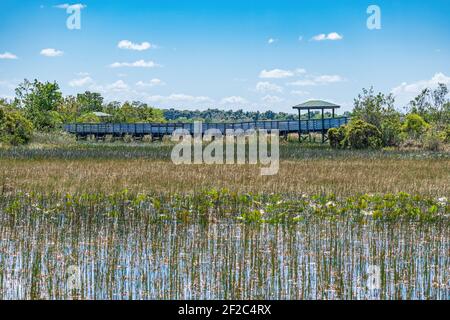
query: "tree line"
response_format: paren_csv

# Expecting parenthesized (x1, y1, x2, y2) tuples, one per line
(328, 85, 449, 150)
(0, 78, 449, 149)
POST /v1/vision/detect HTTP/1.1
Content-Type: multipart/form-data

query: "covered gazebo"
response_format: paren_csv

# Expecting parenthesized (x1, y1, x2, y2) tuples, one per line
(292, 100, 340, 143)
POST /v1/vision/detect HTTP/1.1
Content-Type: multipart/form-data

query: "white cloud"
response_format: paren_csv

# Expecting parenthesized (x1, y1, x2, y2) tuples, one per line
(267, 38, 277, 44)
(260, 69, 294, 79)
(0, 80, 18, 90)
(89, 80, 131, 94)
(255, 81, 283, 93)
(288, 74, 344, 86)
(291, 90, 309, 96)
(262, 95, 284, 104)
(314, 75, 344, 84)
(146, 94, 213, 104)
(107, 80, 129, 92)
(109, 60, 160, 68)
(54, 3, 86, 9)
(136, 79, 165, 87)
(311, 32, 343, 41)
(391, 72, 450, 105)
(287, 79, 316, 86)
(295, 68, 306, 74)
(0, 52, 18, 60)
(220, 96, 248, 105)
(40, 48, 64, 57)
(69, 76, 94, 87)
(118, 40, 154, 51)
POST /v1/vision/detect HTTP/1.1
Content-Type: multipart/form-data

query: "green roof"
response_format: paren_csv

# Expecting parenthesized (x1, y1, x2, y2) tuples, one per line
(292, 100, 340, 109)
(92, 112, 112, 117)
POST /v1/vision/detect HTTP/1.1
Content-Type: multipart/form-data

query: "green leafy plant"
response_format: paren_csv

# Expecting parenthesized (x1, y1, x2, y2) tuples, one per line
(0, 108, 34, 145)
(328, 125, 347, 149)
(344, 120, 383, 149)
(402, 113, 429, 138)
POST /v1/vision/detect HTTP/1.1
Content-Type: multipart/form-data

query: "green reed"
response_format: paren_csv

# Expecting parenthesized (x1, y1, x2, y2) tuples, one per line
(0, 190, 448, 299)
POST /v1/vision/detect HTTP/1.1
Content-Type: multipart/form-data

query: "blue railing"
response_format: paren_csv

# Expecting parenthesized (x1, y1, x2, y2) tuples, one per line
(63, 117, 349, 136)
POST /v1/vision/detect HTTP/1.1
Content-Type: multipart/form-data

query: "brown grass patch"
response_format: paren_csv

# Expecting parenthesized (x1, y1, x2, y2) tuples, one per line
(1, 158, 448, 196)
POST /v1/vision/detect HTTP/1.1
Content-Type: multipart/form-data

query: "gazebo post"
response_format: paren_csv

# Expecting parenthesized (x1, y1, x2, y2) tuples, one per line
(308, 108, 311, 142)
(297, 108, 301, 142)
(322, 108, 325, 143)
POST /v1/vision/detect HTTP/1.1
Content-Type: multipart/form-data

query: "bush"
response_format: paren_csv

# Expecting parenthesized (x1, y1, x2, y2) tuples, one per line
(381, 116, 403, 147)
(345, 120, 383, 149)
(443, 125, 450, 143)
(0, 108, 34, 145)
(423, 129, 444, 151)
(402, 113, 429, 138)
(328, 126, 347, 149)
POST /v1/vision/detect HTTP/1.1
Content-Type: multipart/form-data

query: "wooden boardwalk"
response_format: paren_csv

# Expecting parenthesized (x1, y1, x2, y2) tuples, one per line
(64, 117, 348, 139)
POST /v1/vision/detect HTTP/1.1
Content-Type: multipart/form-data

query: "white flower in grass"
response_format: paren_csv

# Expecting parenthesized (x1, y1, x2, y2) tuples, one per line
(326, 201, 336, 208)
(362, 210, 374, 216)
(437, 197, 447, 207)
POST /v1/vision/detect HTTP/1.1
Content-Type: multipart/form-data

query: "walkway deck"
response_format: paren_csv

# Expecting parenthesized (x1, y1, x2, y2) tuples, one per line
(64, 117, 348, 138)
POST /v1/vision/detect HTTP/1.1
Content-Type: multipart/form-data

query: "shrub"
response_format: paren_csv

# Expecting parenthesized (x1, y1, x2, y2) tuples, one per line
(402, 113, 429, 138)
(381, 116, 403, 147)
(328, 125, 347, 149)
(0, 108, 34, 145)
(423, 129, 444, 151)
(443, 125, 450, 143)
(344, 120, 382, 149)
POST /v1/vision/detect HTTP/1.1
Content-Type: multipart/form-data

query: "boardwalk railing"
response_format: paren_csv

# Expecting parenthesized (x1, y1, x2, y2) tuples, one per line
(63, 117, 349, 138)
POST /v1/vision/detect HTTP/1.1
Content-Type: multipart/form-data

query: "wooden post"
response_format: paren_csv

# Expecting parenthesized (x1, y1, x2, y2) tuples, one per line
(297, 109, 301, 142)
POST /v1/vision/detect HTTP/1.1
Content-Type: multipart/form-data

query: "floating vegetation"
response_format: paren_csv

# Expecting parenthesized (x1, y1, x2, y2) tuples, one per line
(0, 190, 448, 299)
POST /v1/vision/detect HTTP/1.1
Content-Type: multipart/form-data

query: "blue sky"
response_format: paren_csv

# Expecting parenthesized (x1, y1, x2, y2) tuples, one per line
(0, 0, 449, 113)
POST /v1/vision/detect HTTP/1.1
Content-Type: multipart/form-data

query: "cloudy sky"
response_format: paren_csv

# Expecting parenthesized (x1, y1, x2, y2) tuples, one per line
(0, 0, 449, 113)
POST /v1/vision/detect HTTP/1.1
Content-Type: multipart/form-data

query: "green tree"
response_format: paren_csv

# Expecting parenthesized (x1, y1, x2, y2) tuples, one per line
(57, 95, 79, 123)
(353, 87, 396, 129)
(76, 91, 104, 114)
(353, 87, 402, 146)
(15, 79, 63, 131)
(408, 83, 449, 127)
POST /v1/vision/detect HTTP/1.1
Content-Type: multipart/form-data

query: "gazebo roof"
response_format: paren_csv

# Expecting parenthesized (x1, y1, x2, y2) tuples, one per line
(292, 100, 340, 110)
(92, 112, 112, 117)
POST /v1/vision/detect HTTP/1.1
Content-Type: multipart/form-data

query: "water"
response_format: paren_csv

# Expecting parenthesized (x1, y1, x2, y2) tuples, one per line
(0, 217, 448, 300)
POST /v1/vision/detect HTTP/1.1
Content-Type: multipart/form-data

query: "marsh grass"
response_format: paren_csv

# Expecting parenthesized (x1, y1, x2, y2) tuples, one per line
(0, 191, 448, 300)
(0, 156, 448, 196)
(0, 143, 448, 300)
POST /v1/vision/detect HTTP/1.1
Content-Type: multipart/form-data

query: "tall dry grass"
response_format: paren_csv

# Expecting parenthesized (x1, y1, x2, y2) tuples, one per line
(0, 157, 448, 196)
